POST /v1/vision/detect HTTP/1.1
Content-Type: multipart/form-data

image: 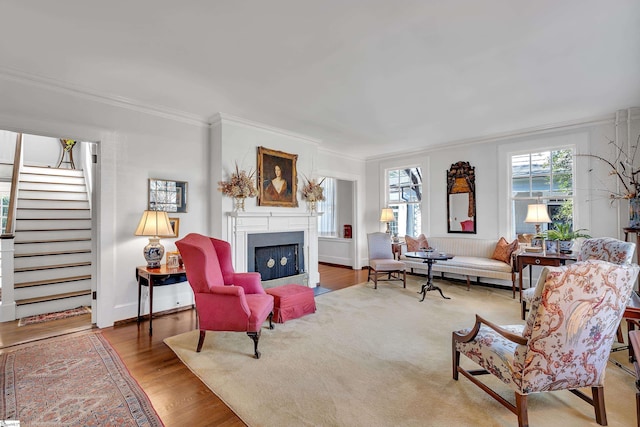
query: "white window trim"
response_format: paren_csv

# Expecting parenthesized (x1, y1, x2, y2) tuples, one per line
(498, 132, 590, 240)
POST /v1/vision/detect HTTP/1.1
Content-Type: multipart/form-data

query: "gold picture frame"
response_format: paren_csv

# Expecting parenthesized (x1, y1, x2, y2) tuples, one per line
(168, 217, 180, 237)
(257, 146, 298, 207)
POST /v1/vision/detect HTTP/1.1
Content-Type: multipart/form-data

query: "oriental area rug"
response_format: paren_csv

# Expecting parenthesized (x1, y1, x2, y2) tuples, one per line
(165, 278, 636, 427)
(18, 306, 91, 326)
(0, 331, 163, 426)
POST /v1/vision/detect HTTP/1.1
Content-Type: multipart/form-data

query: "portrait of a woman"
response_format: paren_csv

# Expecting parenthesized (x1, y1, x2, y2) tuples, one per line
(264, 164, 291, 201)
(258, 146, 298, 207)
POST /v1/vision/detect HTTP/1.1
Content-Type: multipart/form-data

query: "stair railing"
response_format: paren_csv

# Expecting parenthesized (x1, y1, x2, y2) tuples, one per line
(0, 132, 21, 321)
(2, 132, 22, 239)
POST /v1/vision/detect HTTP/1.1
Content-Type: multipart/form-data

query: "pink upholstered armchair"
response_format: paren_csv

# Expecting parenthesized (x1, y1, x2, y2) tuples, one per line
(453, 260, 640, 426)
(175, 233, 274, 359)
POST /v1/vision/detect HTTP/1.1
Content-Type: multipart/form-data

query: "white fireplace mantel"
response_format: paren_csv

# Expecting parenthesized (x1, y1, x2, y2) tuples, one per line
(226, 211, 320, 287)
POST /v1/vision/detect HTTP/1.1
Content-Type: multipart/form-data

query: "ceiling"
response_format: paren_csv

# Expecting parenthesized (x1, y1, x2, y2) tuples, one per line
(1, 1, 639, 158)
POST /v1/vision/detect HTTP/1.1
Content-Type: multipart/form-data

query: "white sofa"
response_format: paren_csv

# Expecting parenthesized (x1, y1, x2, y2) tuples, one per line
(399, 236, 517, 292)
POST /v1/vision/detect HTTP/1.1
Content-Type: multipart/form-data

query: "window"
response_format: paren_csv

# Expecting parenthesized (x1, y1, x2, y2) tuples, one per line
(511, 148, 574, 235)
(318, 178, 337, 236)
(387, 167, 422, 237)
(0, 181, 9, 234)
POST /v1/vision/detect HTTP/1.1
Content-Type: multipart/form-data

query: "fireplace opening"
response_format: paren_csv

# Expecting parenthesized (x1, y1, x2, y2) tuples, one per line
(255, 244, 299, 280)
(247, 231, 305, 281)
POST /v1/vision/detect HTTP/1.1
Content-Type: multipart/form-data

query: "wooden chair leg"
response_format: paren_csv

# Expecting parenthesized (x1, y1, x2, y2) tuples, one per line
(196, 330, 206, 352)
(374, 270, 378, 289)
(521, 301, 527, 320)
(402, 270, 406, 288)
(247, 330, 262, 359)
(515, 393, 529, 427)
(452, 337, 460, 380)
(592, 386, 607, 426)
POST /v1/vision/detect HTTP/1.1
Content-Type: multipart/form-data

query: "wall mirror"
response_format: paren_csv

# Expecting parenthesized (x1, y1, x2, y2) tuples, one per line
(148, 178, 188, 212)
(447, 161, 476, 234)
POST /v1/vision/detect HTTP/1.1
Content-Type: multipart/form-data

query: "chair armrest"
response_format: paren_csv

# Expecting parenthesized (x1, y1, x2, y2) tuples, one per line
(453, 314, 528, 346)
(231, 272, 265, 294)
(198, 286, 251, 318)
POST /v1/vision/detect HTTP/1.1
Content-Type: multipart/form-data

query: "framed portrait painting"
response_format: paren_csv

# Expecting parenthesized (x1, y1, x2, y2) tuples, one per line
(257, 146, 298, 207)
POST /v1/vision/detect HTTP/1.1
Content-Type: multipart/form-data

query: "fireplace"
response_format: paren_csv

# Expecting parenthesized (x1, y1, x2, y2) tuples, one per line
(226, 211, 320, 287)
(248, 232, 304, 280)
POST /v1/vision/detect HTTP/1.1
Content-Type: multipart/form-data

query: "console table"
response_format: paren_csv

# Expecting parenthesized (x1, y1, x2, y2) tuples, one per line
(516, 251, 577, 301)
(136, 264, 188, 336)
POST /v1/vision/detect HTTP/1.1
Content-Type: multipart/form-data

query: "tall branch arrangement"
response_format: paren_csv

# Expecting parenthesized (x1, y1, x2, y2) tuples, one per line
(217, 163, 258, 198)
(579, 134, 640, 200)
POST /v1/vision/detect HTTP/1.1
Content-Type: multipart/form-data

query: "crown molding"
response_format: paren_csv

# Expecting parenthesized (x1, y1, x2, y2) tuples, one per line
(0, 66, 209, 127)
(366, 113, 618, 162)
(211, 112, 322, 146)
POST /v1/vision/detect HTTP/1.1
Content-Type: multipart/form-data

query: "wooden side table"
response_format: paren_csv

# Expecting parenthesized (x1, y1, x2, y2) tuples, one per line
(136, 264, 188, 335)
(391, 242, 404, 260)
(629, 330, 640, 427)
(623, 227, 640, 266)
(516, 251, 577, 301)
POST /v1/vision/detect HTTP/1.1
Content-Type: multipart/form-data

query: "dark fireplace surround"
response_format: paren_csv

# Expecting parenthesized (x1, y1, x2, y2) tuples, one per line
(247, 231, 305, 281)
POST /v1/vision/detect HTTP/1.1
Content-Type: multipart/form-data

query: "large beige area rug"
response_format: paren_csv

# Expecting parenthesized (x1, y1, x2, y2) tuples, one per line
(164, 278, 636, 427)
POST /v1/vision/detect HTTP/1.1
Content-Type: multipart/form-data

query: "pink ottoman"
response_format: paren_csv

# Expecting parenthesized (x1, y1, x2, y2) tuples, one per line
(266, 284, 316, 323)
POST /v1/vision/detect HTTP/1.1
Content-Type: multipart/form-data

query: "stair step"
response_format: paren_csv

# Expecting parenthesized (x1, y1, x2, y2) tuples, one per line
(14, 229, 92, 241)
(15, 290, 91, 306)
(15, 275, 92, 289)
(15, 249, 91, 258)
(16, 219, 91, 230)
(18, 190, 88, 201)
(19, 182, 87, 192)
(15, 237, 91, 245)
(19, 174, 85, 185)
(21, 165, 85, 177)
(17, 199, 90, 209)
(15, 261, 91, 273)
(17, 208, 91, 219)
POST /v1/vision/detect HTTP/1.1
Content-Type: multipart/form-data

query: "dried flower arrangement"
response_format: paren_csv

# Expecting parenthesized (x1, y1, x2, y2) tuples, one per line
(301, 175, 325, 202)
(579, 135, 640, 200)
(217, 163, 258, 198)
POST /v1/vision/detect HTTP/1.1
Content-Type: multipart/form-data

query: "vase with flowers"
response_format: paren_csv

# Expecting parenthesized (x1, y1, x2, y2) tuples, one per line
(579, 134, 640, 228)
(301, 176, 325, 213)
(217, 163, 258, 212)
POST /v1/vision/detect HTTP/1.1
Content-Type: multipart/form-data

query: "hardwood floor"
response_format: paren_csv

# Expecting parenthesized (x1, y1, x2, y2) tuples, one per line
(0, 263, 367, 426)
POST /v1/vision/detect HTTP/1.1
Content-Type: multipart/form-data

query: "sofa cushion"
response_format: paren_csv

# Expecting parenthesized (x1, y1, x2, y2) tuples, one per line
(405, 234, 429, 252)
(491, 237, 517, 264)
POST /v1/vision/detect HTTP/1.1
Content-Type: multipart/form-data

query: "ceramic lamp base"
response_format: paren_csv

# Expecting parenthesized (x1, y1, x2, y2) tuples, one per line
(143, 237, 165, 268)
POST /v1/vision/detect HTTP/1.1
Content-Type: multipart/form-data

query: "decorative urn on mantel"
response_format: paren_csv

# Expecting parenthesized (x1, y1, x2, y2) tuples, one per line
(217, 163, 257, 212)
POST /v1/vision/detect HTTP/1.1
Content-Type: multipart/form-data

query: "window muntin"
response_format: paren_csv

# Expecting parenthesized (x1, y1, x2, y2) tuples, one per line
(317, 178, 337, 237)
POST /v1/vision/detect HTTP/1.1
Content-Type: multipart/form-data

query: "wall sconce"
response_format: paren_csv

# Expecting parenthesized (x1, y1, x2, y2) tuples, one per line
(134, 210, 175, 268)
(380, 208, 394, 234)
(524, 203, 552, 235)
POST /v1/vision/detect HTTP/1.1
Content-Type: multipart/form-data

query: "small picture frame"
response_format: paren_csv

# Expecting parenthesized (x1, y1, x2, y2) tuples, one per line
(545, 240, 557, 254)
(168, 217, 180, 238)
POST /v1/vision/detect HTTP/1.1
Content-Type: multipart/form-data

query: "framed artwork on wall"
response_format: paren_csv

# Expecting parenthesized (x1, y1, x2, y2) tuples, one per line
(148, 178, 188, 213)
(168, 217, 180, 237)
(257, 146, 298, 207)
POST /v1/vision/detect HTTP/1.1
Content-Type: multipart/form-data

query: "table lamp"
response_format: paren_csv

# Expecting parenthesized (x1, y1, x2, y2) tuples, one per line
(134, 210, 175, 268)
(524, 203, 552, 235)
(380, 208, 394, 234)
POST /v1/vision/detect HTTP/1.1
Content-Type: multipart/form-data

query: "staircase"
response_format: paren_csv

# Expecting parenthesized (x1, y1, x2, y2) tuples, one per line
(12, 166, 93, 318)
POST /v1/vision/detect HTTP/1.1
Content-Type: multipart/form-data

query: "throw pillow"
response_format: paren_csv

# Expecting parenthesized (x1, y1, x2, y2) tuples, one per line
(491, 237, 518, 264)
(405, 234, 429, 252)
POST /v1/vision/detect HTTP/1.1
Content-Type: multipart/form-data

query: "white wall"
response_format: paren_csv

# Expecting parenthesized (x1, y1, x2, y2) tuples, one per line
(364, 109, 640, 270)
(0, 76, 209, 327)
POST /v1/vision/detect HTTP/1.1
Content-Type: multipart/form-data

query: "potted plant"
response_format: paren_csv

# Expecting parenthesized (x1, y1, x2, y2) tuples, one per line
(540, 223, 590, 254)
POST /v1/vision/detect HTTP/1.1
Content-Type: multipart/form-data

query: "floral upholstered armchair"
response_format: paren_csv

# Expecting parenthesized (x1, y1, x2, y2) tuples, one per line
(521, 237, 636, 319)
(453, 260, 639, 426)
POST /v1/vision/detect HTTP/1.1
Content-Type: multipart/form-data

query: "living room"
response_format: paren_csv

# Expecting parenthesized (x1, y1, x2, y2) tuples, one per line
(1, 2, 639, 425)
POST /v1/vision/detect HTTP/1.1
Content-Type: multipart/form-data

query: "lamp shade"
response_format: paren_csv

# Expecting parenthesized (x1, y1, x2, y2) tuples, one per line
(524, 204, 552, 224)
(134, 210, 174, 237)
(380, 208, 394, 222)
